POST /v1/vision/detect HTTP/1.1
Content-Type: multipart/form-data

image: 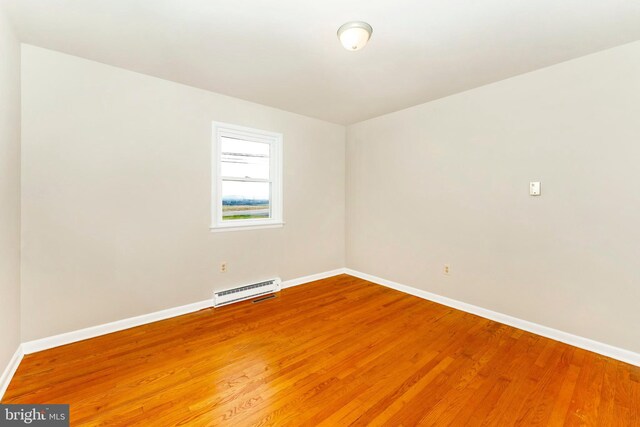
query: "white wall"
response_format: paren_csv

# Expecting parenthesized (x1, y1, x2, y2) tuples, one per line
(347, 41, 640, 353)
(0, 7, 21, 368)
(18, 37, 640, 355)
(21, 45, 345, 341)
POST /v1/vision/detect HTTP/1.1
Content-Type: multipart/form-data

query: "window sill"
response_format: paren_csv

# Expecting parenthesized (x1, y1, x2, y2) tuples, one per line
(209, 222, 284, 233)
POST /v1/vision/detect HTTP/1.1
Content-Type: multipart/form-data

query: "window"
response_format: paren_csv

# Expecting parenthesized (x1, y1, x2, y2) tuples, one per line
(211, 122, 283, 231)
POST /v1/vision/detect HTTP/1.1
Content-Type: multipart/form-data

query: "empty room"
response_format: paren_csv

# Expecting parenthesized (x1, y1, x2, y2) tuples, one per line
(1, 0, 639, 425)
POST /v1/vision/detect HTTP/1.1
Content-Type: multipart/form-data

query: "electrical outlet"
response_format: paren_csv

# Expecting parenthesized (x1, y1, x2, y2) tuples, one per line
(443, 264, 451, 275)
(220, 262, 227, 273)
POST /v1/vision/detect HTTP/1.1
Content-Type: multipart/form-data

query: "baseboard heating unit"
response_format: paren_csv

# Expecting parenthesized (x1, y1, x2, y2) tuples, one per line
(213, 278, 282, 307)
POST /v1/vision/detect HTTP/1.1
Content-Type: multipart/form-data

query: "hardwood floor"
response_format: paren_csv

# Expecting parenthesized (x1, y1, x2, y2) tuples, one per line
(3, 274, 640, 426)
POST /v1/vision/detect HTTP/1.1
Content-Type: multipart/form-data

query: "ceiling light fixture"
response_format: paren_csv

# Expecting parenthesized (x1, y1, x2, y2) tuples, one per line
(337, 21, 373, 51)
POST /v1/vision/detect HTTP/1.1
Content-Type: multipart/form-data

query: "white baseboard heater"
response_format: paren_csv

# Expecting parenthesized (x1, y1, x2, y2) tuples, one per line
(213, 278, 282, 307)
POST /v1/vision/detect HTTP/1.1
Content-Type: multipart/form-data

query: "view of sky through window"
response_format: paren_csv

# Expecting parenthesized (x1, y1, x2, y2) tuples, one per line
(221, 137, 271, 220)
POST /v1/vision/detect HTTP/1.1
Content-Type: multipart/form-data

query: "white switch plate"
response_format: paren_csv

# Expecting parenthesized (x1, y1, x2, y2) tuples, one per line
(530, 182, 541, 196)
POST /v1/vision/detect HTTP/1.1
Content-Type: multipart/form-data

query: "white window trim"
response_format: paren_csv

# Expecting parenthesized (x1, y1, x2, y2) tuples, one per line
(210, 122, 283, 231)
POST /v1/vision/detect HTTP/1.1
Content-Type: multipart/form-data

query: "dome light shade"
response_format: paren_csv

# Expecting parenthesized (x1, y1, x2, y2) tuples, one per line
(337, 21, 373, 51)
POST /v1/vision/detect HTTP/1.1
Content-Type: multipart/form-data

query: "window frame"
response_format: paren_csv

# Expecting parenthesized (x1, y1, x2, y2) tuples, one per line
(211, 122, 283, 232)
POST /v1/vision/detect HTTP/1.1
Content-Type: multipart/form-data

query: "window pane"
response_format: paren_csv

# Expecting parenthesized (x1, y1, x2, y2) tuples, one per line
(220, 137, 270, 180)
(222, 180, 270, 221)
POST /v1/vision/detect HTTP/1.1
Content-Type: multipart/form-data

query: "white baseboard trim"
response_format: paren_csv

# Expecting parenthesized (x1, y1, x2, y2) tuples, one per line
(13, 266, 636, 392)
(21, 268, 347, 355)
(21, 299, 214, 355)
(0, 346, 24, 401)
(281, 268, 346, 289)
(344, 269, 640, 367)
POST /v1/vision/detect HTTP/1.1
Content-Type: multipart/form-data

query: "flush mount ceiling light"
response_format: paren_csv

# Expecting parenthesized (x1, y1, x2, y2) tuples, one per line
(337, 21, 373, 51)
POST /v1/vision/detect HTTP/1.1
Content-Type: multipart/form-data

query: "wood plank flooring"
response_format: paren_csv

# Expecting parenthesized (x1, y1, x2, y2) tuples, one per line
(3, 274, 640, 426)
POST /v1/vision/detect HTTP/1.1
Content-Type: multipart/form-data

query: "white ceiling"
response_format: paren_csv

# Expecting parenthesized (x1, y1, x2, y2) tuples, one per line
(4, 0, 640, 124)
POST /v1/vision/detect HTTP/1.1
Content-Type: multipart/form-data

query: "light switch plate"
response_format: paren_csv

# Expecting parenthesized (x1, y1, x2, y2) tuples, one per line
(530, 182, 541, 196)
